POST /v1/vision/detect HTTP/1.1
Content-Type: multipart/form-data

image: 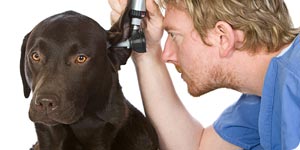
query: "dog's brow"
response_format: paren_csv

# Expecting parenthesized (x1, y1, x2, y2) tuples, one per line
(29, 38, 47, 53)
(69, 43, 80, 54)
(68, 43, 89, 55)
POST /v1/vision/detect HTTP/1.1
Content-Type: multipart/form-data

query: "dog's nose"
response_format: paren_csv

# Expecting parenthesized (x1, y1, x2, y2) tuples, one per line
(35, 96, 58, 112)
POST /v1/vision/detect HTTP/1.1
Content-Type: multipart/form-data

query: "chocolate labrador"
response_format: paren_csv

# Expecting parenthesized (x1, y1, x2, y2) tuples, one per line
(20, 2, 158, 150)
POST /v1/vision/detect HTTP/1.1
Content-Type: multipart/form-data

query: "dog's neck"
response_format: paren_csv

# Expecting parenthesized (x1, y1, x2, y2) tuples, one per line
(97, 72, 129, 125)
(82, 62, 128, 126)
(69, 65, 129, 146)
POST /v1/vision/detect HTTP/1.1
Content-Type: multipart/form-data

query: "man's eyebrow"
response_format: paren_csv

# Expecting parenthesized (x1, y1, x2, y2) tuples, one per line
(163, 24, 173, 32)
(163, 21, 181, 32)
(163, 24, 170, 31)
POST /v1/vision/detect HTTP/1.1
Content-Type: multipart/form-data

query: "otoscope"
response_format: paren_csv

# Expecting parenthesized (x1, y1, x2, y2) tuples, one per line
(115, 0, 147, 53)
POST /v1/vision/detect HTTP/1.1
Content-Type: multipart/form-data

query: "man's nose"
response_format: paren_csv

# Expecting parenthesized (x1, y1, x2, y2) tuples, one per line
(162, 36, 177, 63)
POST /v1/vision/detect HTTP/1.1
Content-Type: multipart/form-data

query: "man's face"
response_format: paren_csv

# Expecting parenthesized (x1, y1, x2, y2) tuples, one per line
(162, 5, 236, 96)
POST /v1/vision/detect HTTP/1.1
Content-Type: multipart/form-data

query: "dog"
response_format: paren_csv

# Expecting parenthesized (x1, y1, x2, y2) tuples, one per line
(20, 1, 158, 150)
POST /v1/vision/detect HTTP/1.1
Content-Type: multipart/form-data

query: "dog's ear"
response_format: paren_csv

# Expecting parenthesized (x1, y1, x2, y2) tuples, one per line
(107, 0, 132, 70)
(20, 32, 31, 98)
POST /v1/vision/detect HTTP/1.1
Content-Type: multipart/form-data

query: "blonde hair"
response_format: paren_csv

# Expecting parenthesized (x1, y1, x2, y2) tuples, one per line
(161, 0, 300, 53)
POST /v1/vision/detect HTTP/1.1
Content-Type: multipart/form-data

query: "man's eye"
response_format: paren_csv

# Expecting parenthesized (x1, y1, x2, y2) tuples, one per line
(75, 54, 88, 64)
(169, 32, 176, 40)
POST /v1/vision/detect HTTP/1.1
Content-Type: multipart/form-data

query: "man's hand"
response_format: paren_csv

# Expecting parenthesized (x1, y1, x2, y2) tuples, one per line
(108, 0, 164, 61)
(108, 0, 127, 25)
(143, 0, 164, 51)
(132, 0, 164, 63)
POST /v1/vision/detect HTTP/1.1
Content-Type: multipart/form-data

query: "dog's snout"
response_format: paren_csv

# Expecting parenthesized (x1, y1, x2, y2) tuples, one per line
(35, 95, 58, 112)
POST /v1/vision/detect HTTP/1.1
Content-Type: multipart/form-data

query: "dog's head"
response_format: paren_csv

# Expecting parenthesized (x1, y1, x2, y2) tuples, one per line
(20, 6, 132, 125)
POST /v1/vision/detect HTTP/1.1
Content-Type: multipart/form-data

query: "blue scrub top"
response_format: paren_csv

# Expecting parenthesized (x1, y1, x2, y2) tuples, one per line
(214, 35, 300, 150)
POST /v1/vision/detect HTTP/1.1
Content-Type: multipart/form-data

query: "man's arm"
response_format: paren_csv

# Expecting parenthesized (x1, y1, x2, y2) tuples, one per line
(133, 45, 203, 149)
(133, 44, 240, 150)
(108, 0, 241, 149)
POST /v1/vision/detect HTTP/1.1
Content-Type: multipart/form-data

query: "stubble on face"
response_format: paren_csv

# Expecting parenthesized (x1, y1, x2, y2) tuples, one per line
(164, 4, 241, 97)
(182, 64, 240, 97)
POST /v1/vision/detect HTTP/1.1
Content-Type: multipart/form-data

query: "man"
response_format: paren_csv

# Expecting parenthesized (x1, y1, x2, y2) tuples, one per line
(109, 0, 300, 149)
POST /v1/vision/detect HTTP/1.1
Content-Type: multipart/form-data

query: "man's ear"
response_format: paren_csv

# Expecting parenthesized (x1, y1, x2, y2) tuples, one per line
(214, 21, 235, 58)
(107, 0, 132, 70)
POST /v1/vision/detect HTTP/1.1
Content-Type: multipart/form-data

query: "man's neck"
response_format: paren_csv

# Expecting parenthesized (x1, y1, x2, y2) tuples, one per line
(232, 45, 291, 96)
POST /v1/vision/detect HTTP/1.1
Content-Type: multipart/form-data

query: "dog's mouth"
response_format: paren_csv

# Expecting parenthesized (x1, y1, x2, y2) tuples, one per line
(31, 116, 60, 126)
(29, 101, 84, 126)
(29, 108, 83, 126)
(29, 107, 60, 126)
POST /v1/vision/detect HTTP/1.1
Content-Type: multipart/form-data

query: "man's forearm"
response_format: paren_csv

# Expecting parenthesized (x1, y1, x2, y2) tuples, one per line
(133, 46, 204, 150)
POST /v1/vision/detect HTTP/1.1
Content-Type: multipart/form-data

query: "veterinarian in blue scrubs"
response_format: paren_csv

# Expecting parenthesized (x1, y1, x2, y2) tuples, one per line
(109, 0, 300, 149)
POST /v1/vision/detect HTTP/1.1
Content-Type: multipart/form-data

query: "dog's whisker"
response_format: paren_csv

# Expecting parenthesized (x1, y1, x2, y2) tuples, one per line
(51, 106, 58, 111)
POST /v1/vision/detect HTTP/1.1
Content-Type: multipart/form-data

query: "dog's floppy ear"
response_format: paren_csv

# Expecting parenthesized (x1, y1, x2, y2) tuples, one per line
(20, 32, 31, 98)
(107, 0, 132, 70)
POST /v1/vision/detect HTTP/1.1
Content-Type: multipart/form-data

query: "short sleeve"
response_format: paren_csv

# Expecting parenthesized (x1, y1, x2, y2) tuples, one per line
(213, 94, 262, 150)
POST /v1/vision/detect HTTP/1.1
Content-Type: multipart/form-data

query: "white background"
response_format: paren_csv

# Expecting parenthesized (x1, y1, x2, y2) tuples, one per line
(0, 0, 299, 149)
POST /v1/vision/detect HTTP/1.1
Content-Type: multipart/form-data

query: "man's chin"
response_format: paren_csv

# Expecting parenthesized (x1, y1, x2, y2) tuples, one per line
(187, 85, 214, 97)
(188, 88, 201, 97)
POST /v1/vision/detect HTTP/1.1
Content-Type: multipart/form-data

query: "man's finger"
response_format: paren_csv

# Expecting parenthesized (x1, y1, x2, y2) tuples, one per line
(108, 0, 123, 14)
(110, 11, 121, 25)
(146, 0, 162, 17)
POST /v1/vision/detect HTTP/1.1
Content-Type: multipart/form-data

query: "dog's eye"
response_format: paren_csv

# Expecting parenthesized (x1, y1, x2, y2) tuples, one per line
(31, 52, 40, 62)
(75, 55, 88, 64)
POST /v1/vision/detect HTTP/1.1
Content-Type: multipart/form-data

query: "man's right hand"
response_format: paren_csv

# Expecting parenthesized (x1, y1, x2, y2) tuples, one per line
(143, 0, 164, 52)
(108, 0, 164, 61)
(108, 0, 127, 25)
